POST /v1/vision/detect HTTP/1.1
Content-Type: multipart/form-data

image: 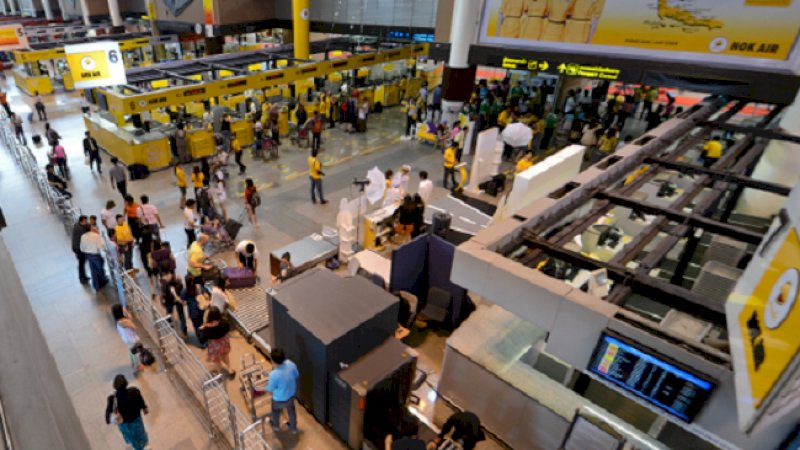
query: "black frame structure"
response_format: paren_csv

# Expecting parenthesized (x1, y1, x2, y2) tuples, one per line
(501, 97, 792, 347)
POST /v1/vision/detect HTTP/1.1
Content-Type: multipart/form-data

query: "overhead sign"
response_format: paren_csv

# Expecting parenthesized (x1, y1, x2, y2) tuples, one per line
(0, 24, 28, 51)
(65, 41, 127, 89)
(727, 178, 800, 432)
(557, 63, 620, 80)
(501, 56, 550, 71)
(479, 0, 800, 65)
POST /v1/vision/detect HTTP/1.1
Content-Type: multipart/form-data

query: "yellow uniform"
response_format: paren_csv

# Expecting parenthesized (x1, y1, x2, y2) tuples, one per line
(175, 166, 187, 188)
(187, 241, 204, 277)
(308, 156, 322, 179)
(498, 110, 511, 128)
(115, 223, 134, 245)
(232, 138, 241, 153)
(704, 140, 722, 159)
(191, 172, 204, 188)
(516, 158, 533, 173)
(444, 147, 457, 168)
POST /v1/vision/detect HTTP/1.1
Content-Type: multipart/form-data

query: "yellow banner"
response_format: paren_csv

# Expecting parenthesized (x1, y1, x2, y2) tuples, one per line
(481, 0, 800, 60)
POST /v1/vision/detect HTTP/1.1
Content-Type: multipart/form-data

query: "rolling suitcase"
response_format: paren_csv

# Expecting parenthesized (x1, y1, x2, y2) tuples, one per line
(225, 218, 243, 240)
(223, 267, 256, 289)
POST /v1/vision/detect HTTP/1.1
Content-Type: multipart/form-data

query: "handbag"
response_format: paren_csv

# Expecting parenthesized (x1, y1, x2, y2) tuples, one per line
(109, 395, 123, 425)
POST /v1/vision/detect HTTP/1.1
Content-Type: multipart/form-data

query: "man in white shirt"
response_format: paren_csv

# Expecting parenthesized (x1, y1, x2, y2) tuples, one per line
(183, 199, 198, 248)
(417, 170, 433, 204)
(80, 224, 109, 290)
(235, 240, 259, 273)
(137, 195, 164, 237)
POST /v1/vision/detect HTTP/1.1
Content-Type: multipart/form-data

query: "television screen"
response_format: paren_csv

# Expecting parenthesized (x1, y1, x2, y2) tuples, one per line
(588, 332, 715, 422)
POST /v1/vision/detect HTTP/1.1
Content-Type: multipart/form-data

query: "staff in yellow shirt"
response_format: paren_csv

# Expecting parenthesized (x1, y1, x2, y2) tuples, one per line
(114, 214, 135, 271)
(191, 166, 204, 197)
(175, 164, 187, 209)
(231, 134, 246, 175)
(308, 148, 327, 204)
(702, 137, 723, 168)
(443, 144, 457, 190)
(516, 152, 534, 174)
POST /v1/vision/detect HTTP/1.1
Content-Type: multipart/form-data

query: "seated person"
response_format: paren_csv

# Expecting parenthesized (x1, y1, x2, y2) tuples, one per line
(45, 164, 72, 198)
(272, 252, 294, 284)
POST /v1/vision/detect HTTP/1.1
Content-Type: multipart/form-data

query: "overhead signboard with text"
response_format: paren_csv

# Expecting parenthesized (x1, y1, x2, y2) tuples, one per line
(480, 0, 800, 70)
(65, 41, 127, 89)
(0, 24, 28, 51)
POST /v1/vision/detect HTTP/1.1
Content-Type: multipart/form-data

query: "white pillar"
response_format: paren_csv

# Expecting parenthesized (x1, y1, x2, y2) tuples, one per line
(79, 0, 90, 24)
(0, 0, 7, 15)
(57, 0, 67, 19)
(441, 0, 479, 127)
(107, 0, 122, 26)
(7, 0, 17, 15)
(42, 0, 53, 20)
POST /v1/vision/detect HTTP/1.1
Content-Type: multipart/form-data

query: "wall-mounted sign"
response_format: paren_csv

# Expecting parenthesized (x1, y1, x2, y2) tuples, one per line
(65, 41, 128, 89)
(479, 0, 800, 68)
(0, 24, 28, 51)
(728, 179, 800, 431)
(501, 56, 550, 71)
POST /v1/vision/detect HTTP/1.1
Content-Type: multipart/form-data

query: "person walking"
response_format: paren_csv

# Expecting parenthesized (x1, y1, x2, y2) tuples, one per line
(83, 131, 102, 173)
(309, 111, 323, 151)
(109, 157, 128, 199)
(191, 165, 204, 198)
(111, 305, 142, 373)
(307, 149, 327, 204)
(175, 164, 187, 209)
(161, 271, 188, 337)
(540, 108, 559, 150)
(183, 199, 198, 248)
(182, 273, 205, 347)
(80, 223, 109, 290)
(34, 91, 47, 121)
(174, 124, 190, 163)
(124, 195, 142, 244)
(44, 122, 60, 146)
(404, 97, 417, 136)
(0, 89, 10, 116)
(52, 140, 68, 179)
(12, 112, 25, 145)
(267, 348, 299, 434)
(137, 195, 164, 239)
(71, 215, 90, 285)
(244, 178, 259, 225)
(454, 125, 468, 162)
(101, 200, 117, 231)
(200, 307, 236, 378)
(231, 133, 246, 174)
(417, 170, 433, 204)
(115, 214, 135, 271)
(443, 144, 457, 190)
(105, 374, 149, 450)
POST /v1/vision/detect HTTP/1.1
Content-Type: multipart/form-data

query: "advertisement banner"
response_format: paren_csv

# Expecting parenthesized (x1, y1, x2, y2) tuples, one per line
(65, 42, 127, 89)
(0, 24, 28, 51)
(727, 177, 800, 431)
(480, 0, 800, 62)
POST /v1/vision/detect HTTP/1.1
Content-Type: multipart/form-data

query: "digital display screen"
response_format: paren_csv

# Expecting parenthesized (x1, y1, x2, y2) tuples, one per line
(589, 333, 714, 421)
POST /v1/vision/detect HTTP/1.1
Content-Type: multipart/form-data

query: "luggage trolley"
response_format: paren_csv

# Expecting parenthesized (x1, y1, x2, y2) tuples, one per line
(239, 353, 271, 420)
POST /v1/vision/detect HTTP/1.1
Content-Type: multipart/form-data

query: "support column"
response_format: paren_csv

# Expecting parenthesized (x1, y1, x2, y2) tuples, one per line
(291, 0, 309, 59)
(441, 0, 478, 127)
(107, 0, 123, 28)
(41, 0, 53, 19)
(79, 0, 90, 24)
(7, 0, 17, 15)
(0, 0, 7, 16)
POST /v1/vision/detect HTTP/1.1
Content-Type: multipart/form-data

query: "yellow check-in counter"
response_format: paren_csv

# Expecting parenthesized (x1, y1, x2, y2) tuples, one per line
(13, 70, 54, 96)
(187, 128, 215, 159)
(84, 113, 172, 170)
(289, 101, 320, 123)
(230, 118, 254, 146)
(376, 83, 401, 107)
(186, 102, 205, 118)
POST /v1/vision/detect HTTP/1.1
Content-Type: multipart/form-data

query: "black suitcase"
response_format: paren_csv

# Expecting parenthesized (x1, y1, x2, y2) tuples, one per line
(128, 163, 150, 180)
(224, 218, 243, 241)
(32, 134, 41, 144)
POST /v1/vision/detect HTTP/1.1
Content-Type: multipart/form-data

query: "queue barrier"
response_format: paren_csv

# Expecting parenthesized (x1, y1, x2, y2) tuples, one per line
(0, 117, 273, 450)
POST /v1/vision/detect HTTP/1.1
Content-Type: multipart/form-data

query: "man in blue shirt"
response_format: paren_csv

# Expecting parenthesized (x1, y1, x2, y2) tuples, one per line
(267, 348, 299, 433)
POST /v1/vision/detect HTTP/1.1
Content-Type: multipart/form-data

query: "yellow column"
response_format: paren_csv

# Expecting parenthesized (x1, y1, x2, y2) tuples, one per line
(292, 0, 310, 59)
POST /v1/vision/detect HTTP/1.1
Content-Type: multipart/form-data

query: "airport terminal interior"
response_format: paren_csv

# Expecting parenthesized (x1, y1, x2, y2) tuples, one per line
(2, 1, 800, 450)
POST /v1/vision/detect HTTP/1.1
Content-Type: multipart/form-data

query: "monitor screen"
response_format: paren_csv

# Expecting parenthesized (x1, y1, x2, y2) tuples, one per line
(588, 332, 715, 422)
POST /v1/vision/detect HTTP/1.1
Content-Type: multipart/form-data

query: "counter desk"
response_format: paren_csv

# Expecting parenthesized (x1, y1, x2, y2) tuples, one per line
(13, 69, 53, 96)
(84, 113, 172, 170)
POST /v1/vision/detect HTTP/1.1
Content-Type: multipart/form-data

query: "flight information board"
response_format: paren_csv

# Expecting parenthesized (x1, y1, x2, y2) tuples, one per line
(589, 333, 715, 421)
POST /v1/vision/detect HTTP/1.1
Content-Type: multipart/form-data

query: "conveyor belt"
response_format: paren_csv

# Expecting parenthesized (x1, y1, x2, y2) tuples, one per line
(227, 285, 269, 339)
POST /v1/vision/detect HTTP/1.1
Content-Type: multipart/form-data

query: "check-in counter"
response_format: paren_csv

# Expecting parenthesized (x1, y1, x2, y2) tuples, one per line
(377, 83, 400, 107)
(13, 69, 54, 95)
(289, 101, 320, 123)
(186, 127, 215, 158)
(62, 72, 74, 91)
(230, 117, 254, 146)
(84, 113, 172, 170)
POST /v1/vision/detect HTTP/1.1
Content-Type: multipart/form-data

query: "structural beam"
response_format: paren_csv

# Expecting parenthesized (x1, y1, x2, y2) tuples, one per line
(698, 120, 800, 145)
(594, 191, 764, 245)
(644, 157, 792, 196)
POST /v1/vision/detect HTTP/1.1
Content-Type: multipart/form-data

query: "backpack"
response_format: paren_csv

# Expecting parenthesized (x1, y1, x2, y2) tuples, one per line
(249, 191, 261, 208)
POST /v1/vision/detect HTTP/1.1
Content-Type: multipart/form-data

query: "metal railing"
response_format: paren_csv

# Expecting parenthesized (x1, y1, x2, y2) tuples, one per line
(0, 118, 273, 449)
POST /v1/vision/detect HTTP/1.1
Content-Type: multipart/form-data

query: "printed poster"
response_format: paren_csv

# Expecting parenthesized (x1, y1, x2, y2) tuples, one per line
(480, 0, 800, 61)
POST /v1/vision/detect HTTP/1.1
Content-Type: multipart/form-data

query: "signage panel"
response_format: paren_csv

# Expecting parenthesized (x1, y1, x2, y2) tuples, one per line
(480, 0, 800, 64)
(0, 24, 28, 51)
(65, 42, 127, 89)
